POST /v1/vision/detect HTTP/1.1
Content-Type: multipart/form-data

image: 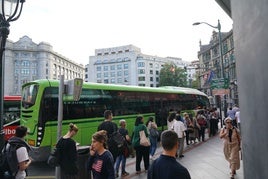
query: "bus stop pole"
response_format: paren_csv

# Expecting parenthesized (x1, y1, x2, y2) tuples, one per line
(56, 75, 64, 179)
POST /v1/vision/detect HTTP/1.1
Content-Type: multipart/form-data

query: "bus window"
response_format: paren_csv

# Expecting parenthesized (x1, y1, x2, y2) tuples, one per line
(22, 84, 39, 108)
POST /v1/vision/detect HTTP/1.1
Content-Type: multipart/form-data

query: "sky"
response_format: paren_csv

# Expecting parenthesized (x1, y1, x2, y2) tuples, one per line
(8, 0, 233, 66)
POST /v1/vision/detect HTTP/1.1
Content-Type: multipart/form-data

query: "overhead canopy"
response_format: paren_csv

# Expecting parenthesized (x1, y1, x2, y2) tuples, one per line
(215, 0, 231, 18)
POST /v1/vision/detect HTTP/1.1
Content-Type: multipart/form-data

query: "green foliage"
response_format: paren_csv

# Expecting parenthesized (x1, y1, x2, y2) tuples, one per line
(159, 63, 187, 87)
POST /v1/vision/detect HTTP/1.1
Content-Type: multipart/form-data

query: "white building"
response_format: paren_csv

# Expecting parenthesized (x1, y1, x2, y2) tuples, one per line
(4, 36, 84, 95)
(85, 44, 190, 87)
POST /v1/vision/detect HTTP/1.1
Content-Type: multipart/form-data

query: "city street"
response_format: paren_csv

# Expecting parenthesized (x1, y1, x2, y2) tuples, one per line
(26, 133, 244, 179)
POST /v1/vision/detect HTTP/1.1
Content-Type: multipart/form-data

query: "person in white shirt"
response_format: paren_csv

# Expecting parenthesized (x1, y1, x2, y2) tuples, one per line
(8, 126, 32, 179)
(235, 109, 241, 131)
(172, 118, 187, 158)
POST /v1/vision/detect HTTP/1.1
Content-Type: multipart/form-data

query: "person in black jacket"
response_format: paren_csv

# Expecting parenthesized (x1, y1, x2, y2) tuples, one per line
(57, 123, 79, 179)
(148, 130, 191, 179)
(97, 110, 118, 161)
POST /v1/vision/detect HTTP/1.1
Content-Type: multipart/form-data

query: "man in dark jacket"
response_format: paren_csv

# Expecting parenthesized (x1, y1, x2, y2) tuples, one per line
(148, 130, 191, 179)
(97, 110, 118, 161)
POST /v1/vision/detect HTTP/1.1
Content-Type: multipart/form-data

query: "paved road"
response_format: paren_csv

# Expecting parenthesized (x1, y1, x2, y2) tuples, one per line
(27, 134, 244, 179)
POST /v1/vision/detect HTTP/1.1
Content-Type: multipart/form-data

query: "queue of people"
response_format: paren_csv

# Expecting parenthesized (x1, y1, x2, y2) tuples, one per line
(52, 107, 242, 179)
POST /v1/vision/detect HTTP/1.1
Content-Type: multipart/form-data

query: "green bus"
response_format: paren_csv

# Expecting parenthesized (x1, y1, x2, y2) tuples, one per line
(21, 79, 209, 161)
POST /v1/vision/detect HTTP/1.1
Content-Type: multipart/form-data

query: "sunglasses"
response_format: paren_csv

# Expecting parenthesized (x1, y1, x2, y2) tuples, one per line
(225, 121, 232, 124)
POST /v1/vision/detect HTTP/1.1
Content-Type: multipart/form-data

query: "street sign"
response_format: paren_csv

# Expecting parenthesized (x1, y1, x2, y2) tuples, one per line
(210, 78, 229, 89)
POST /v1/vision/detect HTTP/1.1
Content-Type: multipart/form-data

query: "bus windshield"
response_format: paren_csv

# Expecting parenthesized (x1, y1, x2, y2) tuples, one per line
(22, 84, 39, 109)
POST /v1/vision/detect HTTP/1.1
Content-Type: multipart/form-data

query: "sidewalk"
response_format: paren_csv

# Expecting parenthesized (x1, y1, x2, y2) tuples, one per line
(120, 134, 244, 179)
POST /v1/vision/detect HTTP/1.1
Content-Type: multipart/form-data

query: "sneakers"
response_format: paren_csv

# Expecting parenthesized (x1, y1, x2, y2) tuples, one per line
(115, 173, 119, 178)
(136, 170, 141, 174)
(122, 171, 129, 177)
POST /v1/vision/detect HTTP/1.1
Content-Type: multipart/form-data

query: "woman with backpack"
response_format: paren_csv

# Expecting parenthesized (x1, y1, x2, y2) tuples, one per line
(0, 126, 32, 179)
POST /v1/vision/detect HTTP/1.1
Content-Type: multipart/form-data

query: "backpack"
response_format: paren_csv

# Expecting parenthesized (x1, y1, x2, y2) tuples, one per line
(0, 142, 23, 179)
(109, 131, 126, 152)
(47, 138, 62, 167)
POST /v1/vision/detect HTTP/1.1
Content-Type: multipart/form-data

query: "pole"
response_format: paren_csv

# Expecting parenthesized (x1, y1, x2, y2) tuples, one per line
(218, 19, 224, 80)
(56, 75, 64, 179)
(217, 20, 227, 121)
(0, 20, 9, 151)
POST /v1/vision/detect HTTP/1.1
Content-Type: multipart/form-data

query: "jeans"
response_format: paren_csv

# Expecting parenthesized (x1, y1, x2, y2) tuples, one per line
(115, 154, 126, 174)
(149, 136, 157, 156)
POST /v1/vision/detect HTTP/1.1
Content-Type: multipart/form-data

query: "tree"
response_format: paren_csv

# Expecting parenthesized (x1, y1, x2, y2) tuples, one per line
(159, 63, 187, 87)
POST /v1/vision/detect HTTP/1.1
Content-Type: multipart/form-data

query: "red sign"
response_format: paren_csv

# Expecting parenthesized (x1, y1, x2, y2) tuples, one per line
(3, 125, 18, 141)
(212, 89, 230, 96)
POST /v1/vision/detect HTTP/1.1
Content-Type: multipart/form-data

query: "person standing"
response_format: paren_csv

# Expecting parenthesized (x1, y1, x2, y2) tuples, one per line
(57, 123, 79, 179)
(146, 116, 158, 160)
(132, 116, 150, 174)
(196, 110, 207, 142)
(167, 112, 176, 130)
(148, 130, 191, 179)
(87, 130, 115, 179)
(172, 116, 187, 158)
(235, 109, 241, 132)
(114, 119, 130, 178)
(97, 110, 118, 161)
(5, 126, 32, 179)
(220, 117, 241, 179)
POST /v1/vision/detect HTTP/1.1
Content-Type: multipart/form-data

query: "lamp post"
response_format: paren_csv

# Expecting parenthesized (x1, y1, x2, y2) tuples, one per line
(193, 20, 224, 79)
(0, 0, 25, 150)
(193, 19, 225, 127)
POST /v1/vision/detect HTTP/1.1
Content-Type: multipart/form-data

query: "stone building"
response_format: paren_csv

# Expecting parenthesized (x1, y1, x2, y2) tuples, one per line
(4, 36, 84, 95)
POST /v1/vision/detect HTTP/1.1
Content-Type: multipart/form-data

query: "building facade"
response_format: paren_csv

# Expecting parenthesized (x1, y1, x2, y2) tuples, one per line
(4, 36, 84, 95)
(197, 30, 238, 107)
(85, 44, 191, 87)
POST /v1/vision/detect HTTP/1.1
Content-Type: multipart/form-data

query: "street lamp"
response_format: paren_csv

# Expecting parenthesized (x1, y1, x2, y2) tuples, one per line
(193, 20, 224, 79)
(193, 19, 225, 127)
(0, 0, 25, 150)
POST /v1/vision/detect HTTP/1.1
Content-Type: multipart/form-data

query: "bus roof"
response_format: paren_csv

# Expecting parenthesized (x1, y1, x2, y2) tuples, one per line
(23, 79, 207, 97)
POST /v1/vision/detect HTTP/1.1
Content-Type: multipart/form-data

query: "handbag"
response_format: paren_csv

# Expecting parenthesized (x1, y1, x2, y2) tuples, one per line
(139, 130, 150, 146)
(149, 128, 159, 138)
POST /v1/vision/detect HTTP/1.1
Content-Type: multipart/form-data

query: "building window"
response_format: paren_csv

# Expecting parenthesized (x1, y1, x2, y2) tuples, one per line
(104, 79, 109, 83)
(156, 70, 159, 75)
(138, 76, 145, 81)
(110, 65, 115, 70)
(138, 62, 145, 67)
(117, 71, 122, 76)
(117, 78, 122, 83)
(124, 63, 128, 69)
(96, 66, 101, 71)
(104, 72, 108, 77)
(150, 77, 153, 81)
(117, 64, 122, 70)
(97, 79, 102, 83)
(97, 73, 101, 78)
(150, 63, 153, 68)
(124, 71, 128, 76)
(150, 84, 154, 87)
(138, 69, 145, 74)
(111, 72, 115, 77)
(150, 70, 153, 74)
(104, 66, 108, 71)
(156, 77, 159, 82)
(111, 78, 115, 83)
(22, 61, 30, 67)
